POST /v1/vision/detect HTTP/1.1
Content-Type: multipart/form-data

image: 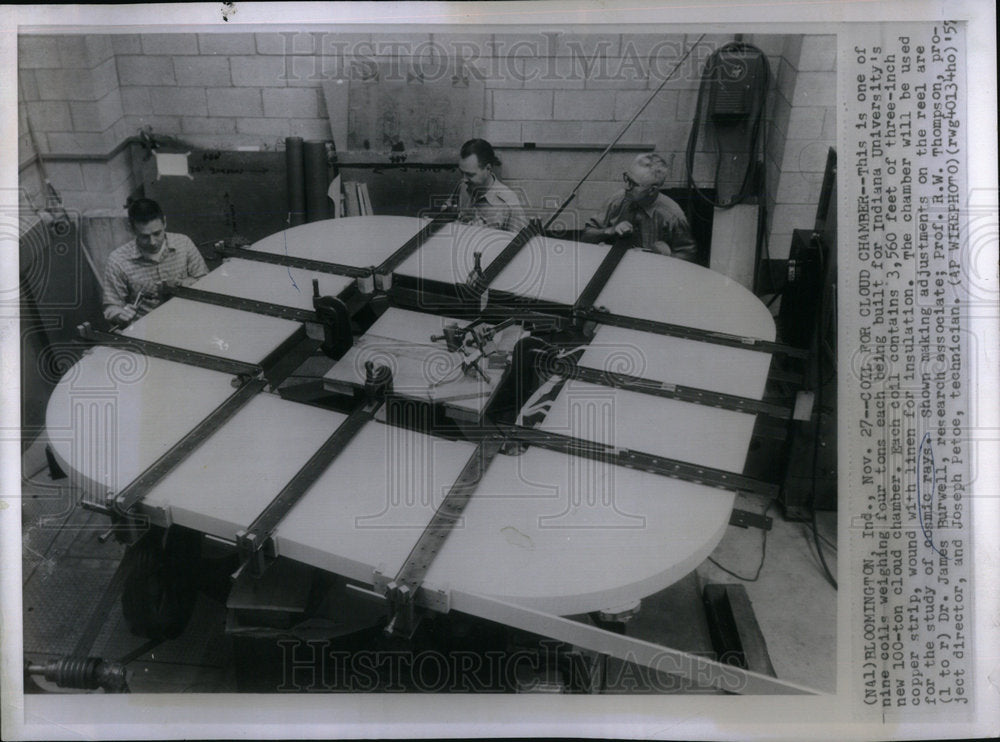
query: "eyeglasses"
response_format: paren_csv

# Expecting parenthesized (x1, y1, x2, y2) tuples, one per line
(623, 172, 656, 191)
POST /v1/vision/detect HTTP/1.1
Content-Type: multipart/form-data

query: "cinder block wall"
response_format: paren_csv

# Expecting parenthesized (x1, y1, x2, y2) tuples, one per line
(18, 31, 833, 256)
(760, 35, 837, 259)
(18, 35, 133, 213)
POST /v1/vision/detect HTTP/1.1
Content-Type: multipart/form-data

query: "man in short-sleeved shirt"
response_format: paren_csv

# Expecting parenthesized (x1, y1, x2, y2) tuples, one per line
(454, 138, 529, 233)
(581, 153, 698, 262)
(102, 198, 208, 325)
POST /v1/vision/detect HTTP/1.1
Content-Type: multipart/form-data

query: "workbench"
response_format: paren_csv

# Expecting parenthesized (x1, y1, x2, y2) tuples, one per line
(44, 215, 808, 694)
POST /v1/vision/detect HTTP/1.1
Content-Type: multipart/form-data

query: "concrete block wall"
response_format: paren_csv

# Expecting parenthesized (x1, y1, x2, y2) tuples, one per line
(476, 32, 743, 218)
(18, 31, 835, 251)
(18, 34, 132, 212)
(757, 34, 837, 260)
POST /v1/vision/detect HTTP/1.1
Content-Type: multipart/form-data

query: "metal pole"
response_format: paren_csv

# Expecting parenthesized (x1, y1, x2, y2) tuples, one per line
(544, 34, 707, 231)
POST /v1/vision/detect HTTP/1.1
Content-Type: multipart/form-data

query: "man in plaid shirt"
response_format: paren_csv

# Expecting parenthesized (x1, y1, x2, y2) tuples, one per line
(102, 198, 208, 325)
(579, 153, 698, 262)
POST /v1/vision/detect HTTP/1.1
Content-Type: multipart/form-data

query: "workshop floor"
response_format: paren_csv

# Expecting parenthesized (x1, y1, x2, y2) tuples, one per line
(19, 437, 837, 695)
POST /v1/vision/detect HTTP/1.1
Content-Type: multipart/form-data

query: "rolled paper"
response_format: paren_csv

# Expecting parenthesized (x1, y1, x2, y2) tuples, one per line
(303, 140, 332, 223)
(285, 137, 306, 227)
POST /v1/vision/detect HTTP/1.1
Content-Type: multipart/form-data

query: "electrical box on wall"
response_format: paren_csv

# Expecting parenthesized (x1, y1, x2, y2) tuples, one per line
(708, 49, 764, 122)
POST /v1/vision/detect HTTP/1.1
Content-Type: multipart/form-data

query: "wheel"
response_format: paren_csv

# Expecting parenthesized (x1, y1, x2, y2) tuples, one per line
(121, 526, 202, 639)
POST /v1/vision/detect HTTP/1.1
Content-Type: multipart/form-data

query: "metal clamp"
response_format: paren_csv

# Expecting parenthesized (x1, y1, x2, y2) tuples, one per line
(312, 278, 352, 358)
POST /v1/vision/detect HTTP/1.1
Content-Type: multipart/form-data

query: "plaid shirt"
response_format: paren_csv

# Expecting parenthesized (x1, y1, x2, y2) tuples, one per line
(586, 191, 698, 261)
(102, 232, 208, 321)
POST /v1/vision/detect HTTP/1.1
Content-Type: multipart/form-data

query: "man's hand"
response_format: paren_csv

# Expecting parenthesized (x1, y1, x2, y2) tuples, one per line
(653, 240, 672, 256)
(110, 305, 138, 325)
(157, 278, 191, 296)
(608, 221, 633, 238)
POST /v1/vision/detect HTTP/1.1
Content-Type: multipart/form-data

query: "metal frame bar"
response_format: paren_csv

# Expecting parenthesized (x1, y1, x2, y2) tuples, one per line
(113, 379, 268, 513)
(580, 309, 809, 359)
(571, 241, 630, 314)
(552, 359, 791, 420)
(235, 400, 380, 576)
(378, 439, 506, 636)
(478, 221, 541, 286)
(215, 244, 369, 278)
(78, 324, 263, 378)
(166, 285, 318, 324)
(375, 214, 453, 277)
(492, 423, 779, 498)
(347, 584, 814, 694)
(388, 285, 568, 332)
(455, 591, 814, 694)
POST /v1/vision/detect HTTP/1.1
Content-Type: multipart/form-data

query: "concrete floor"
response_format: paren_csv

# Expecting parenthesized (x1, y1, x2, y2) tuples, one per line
(19, 433, 836, 696)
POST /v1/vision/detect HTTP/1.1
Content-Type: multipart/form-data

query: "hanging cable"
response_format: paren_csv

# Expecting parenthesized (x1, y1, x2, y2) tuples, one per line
(684, 42, 770, 209)
(684, 42, 777, 293)
(707, 498, 775, 582)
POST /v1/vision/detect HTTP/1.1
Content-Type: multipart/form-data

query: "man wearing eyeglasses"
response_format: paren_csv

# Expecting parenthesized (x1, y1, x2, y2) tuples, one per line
(102, 198, 208, 326)
(580, 153, 697, 261)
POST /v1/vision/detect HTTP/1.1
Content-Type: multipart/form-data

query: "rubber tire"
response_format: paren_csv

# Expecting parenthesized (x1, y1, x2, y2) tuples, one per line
(121, 527, 202, 640)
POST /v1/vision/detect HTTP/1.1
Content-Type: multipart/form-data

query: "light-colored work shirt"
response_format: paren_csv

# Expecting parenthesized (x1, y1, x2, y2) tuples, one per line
(102, 232, 208, 321)
(457, 176, 529, 233)
(586, 191, 698, 262)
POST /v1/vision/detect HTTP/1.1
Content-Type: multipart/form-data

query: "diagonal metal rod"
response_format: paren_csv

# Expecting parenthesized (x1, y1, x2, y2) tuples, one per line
(544, 33, 707, 231)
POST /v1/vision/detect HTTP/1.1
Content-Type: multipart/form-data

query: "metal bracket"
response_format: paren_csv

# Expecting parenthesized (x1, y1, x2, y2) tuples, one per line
(729, 508, 773, 531)
(312, 279, 353, 358)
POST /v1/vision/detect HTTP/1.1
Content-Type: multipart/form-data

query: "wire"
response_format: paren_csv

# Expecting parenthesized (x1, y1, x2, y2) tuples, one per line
(707, 498, 774, 582)
(685, 42, 771, 210)
(683, 42, 778, 295)
(814, 529, 838, 553)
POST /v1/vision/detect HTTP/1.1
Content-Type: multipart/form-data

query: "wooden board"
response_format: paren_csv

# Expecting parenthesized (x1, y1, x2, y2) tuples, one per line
(274, 422, 478, 585)
(345, 60, 484, 153)
(44, 347, 238, 498)
(324, 307, 519, 419)
(142, 394, 348, 538)
(250, 215, 428, 268)
(594, 249, 776, 340)
(393, 221, 514, 285)
(123, 297, 303, 366)
(537, 380, 757, 473)
(490, 234, 610, 306)
(193, 258, 354, 312)
(580, 324, 772, 400)
(419, 447, 735, 615)
(45, 216, 778, 620)
(275, 429, 734, 616)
